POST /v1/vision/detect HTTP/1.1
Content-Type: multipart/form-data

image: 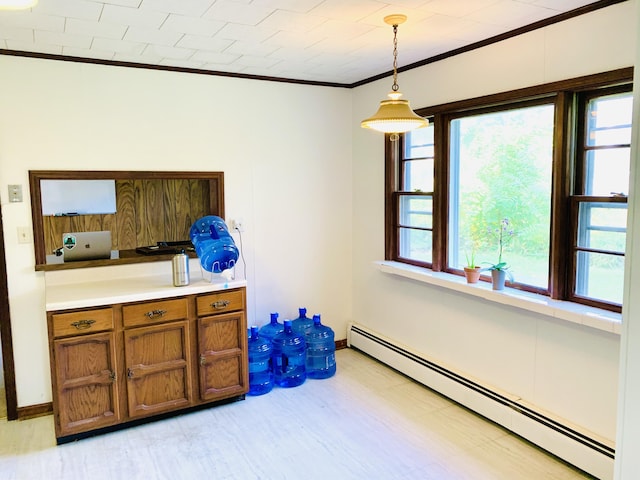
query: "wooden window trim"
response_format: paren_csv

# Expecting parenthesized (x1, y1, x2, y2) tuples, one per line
(384, 67, 633, 312)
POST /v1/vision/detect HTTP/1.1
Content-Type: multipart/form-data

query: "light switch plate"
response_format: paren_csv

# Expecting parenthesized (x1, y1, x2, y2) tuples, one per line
(8, 184, 22, 203)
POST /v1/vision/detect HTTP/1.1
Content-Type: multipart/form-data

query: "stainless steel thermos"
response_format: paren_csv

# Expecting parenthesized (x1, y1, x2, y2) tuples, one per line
(172, 250, 190, 286)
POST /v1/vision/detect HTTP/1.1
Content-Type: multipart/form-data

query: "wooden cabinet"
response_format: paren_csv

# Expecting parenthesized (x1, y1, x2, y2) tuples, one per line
(49, 308, 120, 438)
(123, 297, 193, 418)
(47, 287, 248, 443)
(197, 289, 248, 401)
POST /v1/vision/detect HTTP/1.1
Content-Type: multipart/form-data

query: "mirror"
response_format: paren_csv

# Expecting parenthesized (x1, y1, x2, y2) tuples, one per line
(29, 171, 224, 271)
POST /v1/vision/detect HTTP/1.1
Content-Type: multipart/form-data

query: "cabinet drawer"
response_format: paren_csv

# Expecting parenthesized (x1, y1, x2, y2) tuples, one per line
(197, 289, 245, 316)
(52, 308, 114, 338)
(123, 298, 188, 328)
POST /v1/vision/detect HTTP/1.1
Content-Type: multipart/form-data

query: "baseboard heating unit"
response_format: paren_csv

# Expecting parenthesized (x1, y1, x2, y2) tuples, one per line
(347, 323, 615, 480)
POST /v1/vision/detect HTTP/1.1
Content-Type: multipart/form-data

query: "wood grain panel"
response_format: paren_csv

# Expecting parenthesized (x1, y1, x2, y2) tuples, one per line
(115, 180, 136, 250)
(71, 214, 104, 233)
(135, 179, 165, 247)
(43, 216, 70, 254)
(190, 179, 210, 224)
(199, 315, 240, 352)
(202, 356, 242, 392)
(164, 179, 192, 242)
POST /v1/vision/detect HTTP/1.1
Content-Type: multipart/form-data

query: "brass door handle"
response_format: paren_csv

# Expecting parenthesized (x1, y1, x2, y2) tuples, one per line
(211, 300, 230, 310)
(145, 309, 167, 319)
(70, 319, 96, 330)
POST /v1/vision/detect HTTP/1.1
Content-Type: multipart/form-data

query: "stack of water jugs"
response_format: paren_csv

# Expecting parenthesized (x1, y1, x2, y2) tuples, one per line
(247, 308, 336, 396)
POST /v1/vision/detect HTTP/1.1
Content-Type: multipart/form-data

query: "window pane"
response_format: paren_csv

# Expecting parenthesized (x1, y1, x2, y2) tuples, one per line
(575, 251, 624, 305)
(404, 159, 434, 192)
(399, 227, 432, 263)
(448, 104, 554, 289)
(577, 202, 627, 253)
(404, 124, 434, 159)
(587, 94, 633, 146)
(399, 195, 432, 228)
(585, 148, 630, 195)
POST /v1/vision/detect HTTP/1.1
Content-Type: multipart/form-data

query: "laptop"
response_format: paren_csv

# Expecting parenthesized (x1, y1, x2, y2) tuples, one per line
(62, 231, 112, 262)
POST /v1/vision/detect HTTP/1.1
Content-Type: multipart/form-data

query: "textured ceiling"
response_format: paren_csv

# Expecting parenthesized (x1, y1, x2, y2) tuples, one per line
(0, 0, 610, 86)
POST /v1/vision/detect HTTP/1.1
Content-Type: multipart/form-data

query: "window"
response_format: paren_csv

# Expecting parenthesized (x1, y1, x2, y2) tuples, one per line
(447, 102, 554, 291)
(397, 124, 434, 265)
(385, 69, 633, 312)
(570, 89, 632, 307)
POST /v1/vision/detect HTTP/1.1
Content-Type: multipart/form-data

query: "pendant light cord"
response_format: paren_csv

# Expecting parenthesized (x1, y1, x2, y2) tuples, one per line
(392, 24, 399, 92)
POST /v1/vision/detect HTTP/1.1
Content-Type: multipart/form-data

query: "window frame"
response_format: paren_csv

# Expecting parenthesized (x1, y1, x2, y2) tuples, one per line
(385, 68, 633, 313)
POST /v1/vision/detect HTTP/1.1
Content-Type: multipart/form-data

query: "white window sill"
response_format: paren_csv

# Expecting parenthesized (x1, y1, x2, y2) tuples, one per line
(376, 261, 622, 335)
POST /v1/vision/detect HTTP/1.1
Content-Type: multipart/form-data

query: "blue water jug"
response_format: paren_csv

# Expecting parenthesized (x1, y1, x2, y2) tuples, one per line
(247, 326, 274, 396)
(271, 320, 306, 388)
(291, 307, 313, 336)
(258, 312, 284, 345)
(306, 314, 336, 379)
(189, 216, 239, 273)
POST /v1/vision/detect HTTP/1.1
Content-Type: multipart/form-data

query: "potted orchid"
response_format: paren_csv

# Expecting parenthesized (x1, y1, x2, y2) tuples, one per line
(483, 218, 515, 290)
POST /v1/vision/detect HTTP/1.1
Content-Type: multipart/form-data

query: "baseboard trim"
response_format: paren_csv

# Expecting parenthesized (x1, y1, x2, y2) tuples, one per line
(17, 402, 52, 420)
(348, 323, 614, 480)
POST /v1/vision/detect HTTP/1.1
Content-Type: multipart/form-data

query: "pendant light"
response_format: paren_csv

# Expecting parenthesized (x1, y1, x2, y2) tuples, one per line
(0, 0, 37, 9)
(361, 14, 427, 140)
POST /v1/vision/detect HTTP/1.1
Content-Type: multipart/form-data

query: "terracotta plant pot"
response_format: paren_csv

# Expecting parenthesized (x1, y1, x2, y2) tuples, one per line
(463, 266, 481, 284)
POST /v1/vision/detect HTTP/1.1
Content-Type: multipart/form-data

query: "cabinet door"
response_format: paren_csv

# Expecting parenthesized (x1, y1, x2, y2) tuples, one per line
(197, 311, 248, 401)
(53, 331, 120, 437)
(124, 320, 192, 418)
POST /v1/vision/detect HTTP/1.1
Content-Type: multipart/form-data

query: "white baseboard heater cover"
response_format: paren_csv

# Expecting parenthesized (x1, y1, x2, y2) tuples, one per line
(347, 323, 615, 480)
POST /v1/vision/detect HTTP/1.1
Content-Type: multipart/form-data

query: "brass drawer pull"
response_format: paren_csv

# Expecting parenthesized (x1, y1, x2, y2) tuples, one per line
(70, 319, 96, 330)
(211, 300, 230, 310)
(145, 309, 167, 319)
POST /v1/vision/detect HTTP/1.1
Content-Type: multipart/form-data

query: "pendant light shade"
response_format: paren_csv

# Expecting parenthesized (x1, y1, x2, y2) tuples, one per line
(0, 0, 37, 9)
(361, 14, 427, 137)
(361, 91, 427, 134)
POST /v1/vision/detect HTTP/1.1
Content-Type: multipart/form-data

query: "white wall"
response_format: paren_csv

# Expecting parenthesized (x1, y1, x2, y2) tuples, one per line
(615, 1, 640, 477)
(352, 0, 636, 445)
(0, 56, 353, 407)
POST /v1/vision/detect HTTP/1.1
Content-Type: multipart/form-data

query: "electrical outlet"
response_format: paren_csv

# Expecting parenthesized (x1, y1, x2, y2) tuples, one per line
(232, 219, 244, 232)
(17, 226, 31, 244)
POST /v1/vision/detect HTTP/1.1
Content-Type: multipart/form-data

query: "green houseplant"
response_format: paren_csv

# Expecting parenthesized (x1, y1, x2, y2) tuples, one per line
(463, 250, 481, 284)
(482, 218, 515, 290)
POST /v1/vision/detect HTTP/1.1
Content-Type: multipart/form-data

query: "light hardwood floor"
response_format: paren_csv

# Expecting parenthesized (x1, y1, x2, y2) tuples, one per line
(0, 348, 594, 480)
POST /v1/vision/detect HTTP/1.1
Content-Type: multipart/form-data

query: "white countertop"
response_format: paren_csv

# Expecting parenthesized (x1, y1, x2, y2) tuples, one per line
(45, 274, 247, 311)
